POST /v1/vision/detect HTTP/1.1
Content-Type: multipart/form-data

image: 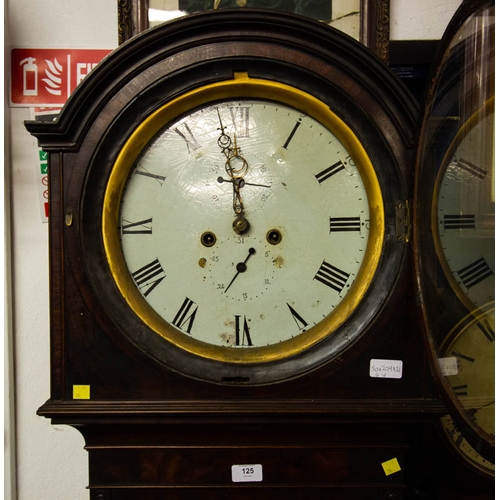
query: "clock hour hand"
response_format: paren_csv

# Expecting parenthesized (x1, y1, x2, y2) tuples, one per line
(225, 248, 256, 293)
(223, 134, 251, 234)
(228, 172, 249, 233)
(466, 399, 495, 414)
(215, 121, 252, 234)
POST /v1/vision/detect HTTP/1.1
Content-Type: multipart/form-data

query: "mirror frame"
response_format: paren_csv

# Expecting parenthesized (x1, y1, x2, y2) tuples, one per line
(117, 0, 390, 63)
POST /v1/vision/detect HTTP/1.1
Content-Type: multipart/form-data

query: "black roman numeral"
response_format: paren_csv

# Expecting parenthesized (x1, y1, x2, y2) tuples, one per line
(229, 106, 250, 137)
(122, 217, 153, 234)
(235, 315, 253, 346)
(477, 319, 495, 342)
(443, 214, 475, 230)
(313, 261, 350, 293)
(453, 384, 468, 396)
(451, 350, 475, 364)
(330, 216, 361, 232)
(287, 303, 308, 331)
(315, 160, 345, 184)
(456, 257, 493, 290)
(135, 168, 166, 184)
(456, 158, 488, 179)
(175, 123, 201, 153)
(131, 258, 166, 297)
(282, 120, 302, 149)
(172, 297, 198, 334)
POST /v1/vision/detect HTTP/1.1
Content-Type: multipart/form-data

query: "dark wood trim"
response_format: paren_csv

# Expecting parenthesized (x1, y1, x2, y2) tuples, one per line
(38, 399, 448, 422)
(117, 0, 149, 45)
(48, 152, 65, 400)
(361, 0, 390, 63)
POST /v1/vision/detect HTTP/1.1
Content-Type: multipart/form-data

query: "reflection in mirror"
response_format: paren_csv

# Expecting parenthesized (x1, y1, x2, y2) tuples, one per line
(118, 0, 390, 62)
(149, 0, 360, 40)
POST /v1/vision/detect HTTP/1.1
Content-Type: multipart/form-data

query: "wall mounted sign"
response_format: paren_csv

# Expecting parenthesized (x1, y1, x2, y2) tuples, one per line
(10, 48, 111, 106)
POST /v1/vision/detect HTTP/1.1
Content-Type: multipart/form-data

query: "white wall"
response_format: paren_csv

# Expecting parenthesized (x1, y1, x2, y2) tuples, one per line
(5, 2, 118, 499)
(5, 1, 462, 499)
(391, 0, 462, 39)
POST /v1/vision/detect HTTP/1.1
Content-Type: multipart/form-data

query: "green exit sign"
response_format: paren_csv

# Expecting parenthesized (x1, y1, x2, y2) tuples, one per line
(39, 150, 48, 174)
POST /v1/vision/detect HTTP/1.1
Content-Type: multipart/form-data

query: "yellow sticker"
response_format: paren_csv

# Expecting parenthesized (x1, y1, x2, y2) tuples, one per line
(381, 458, 401, 476)
(73, 385, 90, 400)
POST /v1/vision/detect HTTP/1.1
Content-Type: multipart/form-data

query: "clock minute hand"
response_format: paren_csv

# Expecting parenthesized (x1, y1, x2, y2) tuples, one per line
(225, 248, 256, 293)
(216, 107, 232, 151)
(217, 177, 271, 188)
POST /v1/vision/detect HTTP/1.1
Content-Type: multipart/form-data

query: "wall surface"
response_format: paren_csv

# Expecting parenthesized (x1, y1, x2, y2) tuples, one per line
(5, 2, 118, 499)
(391, 0, 462, 39)
(5, 1, 462, 499)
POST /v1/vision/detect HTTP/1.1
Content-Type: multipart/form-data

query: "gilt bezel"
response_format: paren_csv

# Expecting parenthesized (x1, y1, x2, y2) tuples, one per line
(102, 73, 384, 365)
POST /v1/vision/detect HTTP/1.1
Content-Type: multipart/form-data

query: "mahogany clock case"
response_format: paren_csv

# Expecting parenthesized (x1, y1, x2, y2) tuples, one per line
(24, 7, 494, 500)
(27, 8, 424, 401)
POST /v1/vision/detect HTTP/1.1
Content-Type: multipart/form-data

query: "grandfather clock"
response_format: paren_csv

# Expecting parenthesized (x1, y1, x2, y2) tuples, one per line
(26, 5, 494, 499)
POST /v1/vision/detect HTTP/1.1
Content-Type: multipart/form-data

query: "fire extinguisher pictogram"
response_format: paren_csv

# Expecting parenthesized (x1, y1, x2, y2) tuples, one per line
(20, 57, 38, 96)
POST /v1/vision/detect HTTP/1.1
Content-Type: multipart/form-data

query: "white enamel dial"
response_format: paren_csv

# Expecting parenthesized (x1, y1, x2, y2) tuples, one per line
(440, 305, 495, 476)
(441, 414, 495, 476)
(104, 77, 383, 363)
(434, 104, 495, 309)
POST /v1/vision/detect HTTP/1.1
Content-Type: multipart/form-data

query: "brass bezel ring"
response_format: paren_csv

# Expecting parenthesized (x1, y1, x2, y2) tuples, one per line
(103, 72, 384, 364)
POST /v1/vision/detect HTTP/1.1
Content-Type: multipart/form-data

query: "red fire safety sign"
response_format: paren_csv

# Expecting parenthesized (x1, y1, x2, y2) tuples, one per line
(10, 48, 112, 106)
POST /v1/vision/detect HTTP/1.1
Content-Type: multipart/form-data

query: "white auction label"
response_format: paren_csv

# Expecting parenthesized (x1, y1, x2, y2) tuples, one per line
(231, 464, 263, 483)
(438, 356, 458, 376)
(369, 359, 403, 379)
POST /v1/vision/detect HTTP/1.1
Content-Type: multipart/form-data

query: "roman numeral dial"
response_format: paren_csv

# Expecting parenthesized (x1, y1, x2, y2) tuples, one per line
(110, 87, 382, 366)
(436, 107, 494, 309)
(441, 306, 495, 444)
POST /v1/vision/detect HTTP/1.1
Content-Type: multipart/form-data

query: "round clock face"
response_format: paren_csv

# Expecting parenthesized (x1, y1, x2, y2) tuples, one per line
(441, 414, 495, 477)
(415, 7, 496, 473)
(433, 100, 495, 309)
(103, 75, 384, 369)
(439, 304, 495, 476)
